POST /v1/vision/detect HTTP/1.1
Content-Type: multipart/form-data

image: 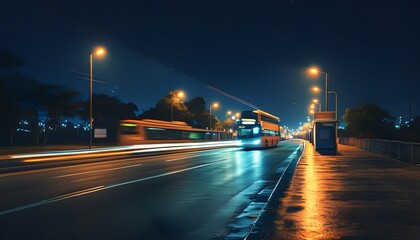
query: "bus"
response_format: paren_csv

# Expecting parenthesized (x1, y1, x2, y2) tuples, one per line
(237, 110, 280, 148)
(118, 119, 234, 145)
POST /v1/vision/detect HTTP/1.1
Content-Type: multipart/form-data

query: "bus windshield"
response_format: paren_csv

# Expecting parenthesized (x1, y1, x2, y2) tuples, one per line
(237, 125, 261, 139)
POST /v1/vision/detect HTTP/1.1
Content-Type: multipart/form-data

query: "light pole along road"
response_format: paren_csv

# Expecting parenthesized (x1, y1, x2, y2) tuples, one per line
(89, 47, 106, 149)
(328, 91, 338, 121)
(209, 102, 219, 129)
(0, 140, 303, 240)
(309, 67, 329, 111)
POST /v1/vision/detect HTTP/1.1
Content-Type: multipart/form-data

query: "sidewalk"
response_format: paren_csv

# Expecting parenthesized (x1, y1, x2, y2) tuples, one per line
(250, 143, 420, 239)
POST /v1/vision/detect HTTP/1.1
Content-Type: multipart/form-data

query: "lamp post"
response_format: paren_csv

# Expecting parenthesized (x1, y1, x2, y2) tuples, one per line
(328, 91, 338, 121)
(309, 67, 329, 111)
(226, 110, 232, 121)
(171, 90, 185, 121)
(209, 102, 219, 129)
(89, 47, 106, 149)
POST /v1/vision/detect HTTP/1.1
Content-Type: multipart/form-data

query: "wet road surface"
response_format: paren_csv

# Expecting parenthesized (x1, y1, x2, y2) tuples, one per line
(0, 140, 302, 239)
(249, 143, 420, 240)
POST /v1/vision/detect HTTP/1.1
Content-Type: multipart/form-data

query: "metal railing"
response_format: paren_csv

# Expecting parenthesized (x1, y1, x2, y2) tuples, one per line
(339, 137, 420, 165)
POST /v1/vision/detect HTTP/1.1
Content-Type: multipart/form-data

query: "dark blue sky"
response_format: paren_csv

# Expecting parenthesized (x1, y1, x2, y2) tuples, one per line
(1, 0, 419, 129)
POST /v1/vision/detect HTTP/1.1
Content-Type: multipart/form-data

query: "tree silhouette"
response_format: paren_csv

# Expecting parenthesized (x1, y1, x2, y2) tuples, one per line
(38, 84, 81, 145)
(343, 103, 395, 139)
(0, 75, 38, 145)
(0, 49, 23, 71)
(139, 93, 217, 129)
(81, 94, 139, 142)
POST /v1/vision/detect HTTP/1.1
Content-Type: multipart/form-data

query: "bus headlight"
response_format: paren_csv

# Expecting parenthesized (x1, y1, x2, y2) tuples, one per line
(253, 139, 261, 145)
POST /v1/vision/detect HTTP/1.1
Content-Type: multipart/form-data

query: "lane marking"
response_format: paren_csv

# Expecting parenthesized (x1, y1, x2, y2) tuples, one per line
(166, 148, 236, 162)
(0, 158, 230, 217)
(53, 163, 144, 178)
(72, 176, 98, 182)
(0, 186, 106, 216)
(166, 157, 189, 162)
(244, 141, 306, 239)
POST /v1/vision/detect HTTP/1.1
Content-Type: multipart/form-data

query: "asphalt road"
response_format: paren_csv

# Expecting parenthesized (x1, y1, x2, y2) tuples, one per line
(0, 140, 302, 240)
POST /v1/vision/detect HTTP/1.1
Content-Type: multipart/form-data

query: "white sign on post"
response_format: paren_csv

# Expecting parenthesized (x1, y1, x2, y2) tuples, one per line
(94, 128, 107, 138)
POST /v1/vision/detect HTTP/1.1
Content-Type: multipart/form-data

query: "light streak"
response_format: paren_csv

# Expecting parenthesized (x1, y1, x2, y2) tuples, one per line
(10, 141, 241, 163)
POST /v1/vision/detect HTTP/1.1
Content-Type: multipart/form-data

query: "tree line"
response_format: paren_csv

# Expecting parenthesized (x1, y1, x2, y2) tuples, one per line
(341, 103, 420, 142)
(0, 49, 235, 147)
(138, 90, 233, 130)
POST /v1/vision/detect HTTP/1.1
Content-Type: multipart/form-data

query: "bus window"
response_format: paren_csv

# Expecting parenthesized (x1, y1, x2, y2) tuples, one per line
(238, 128, 252, 137)
(120, 123, 138, 134)
(189, 131, 205, 140)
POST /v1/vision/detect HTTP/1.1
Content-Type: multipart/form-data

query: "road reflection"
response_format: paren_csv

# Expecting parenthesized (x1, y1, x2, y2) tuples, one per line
(272, 145, 343, 239)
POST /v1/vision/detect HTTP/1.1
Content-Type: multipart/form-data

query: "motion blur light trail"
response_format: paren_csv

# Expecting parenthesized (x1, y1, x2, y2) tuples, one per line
(8, 141, 241, 163)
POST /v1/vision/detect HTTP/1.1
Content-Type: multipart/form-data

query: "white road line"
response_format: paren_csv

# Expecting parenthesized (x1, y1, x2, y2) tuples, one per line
(0, 186, 106, 216)
(244, 141, 305, 239)
(166, 157, 189, 162)
(53, 163, 144, 178)
(0, 158, 230, 217)
(72, 176, 98, 182)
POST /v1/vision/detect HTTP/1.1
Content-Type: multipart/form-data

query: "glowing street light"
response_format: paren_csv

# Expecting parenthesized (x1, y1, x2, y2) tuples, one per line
(209, 102, 219, 129)
(226, 110, 232, 120)
(309, 68, 319, 74)
(177, 91, 185, 99)
(171, 90, 185, 121)
(309, 109, 315, 121)
(312, 86, 321, 93)
(308, 66, 329, 111)
(89, 46, 107, 149)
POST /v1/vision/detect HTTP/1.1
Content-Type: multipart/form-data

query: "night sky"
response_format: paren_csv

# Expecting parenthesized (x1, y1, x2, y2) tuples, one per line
(1, 0, 419, 129)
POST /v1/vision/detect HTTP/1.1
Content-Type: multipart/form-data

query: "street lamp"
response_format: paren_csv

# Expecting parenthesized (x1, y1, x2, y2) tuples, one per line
(209, 102, 219, 129)
(226, 110, 232, 121)
(312, 86, 321, 93)
(171, 90, 185, 121)
(309, 67, 329, 111)
(328, 91, 338, 121)
(89, 46, 106, 149)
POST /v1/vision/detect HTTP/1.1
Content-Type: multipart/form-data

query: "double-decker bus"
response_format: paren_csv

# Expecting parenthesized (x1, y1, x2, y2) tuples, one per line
(118, 119, 233, 145)
(237, 110, 280, 148)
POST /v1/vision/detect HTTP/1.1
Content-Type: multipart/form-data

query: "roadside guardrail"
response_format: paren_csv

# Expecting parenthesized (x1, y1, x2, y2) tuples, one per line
(339, 137, 420, 165)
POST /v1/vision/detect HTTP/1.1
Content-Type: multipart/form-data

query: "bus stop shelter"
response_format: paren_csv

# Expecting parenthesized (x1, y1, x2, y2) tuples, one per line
(313, 112, 337, 154)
